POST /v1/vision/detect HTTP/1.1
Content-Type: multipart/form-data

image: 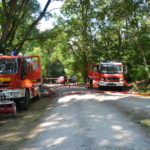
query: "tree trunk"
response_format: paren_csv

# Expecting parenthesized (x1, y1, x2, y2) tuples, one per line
(138, 42, 150, 79)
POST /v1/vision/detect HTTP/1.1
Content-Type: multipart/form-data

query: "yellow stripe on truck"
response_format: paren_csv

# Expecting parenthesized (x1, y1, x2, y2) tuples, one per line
(0, 78, 11, 82)
(21, 80, 36, 83)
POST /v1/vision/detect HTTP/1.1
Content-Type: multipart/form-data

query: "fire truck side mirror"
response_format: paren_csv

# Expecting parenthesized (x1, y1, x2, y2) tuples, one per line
(123, 65, 127, 74)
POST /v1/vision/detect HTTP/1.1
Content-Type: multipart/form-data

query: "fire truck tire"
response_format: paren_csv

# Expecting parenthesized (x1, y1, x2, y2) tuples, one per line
(98, 86, 102, 90)
(35, 93, 40, 100)
(119, 86, 124, 91)
(21, 89, 30, 110)
(98, 86, 104, 90)
(87, 77, 93, 88)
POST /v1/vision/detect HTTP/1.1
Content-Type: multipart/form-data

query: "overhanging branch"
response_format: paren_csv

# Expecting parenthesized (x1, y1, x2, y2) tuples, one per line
(16, 0, 52, 52)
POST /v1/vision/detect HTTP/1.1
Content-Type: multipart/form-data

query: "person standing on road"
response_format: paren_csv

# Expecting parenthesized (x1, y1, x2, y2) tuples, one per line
(64, 75, 68, 85)
(71, 75, 77, 86)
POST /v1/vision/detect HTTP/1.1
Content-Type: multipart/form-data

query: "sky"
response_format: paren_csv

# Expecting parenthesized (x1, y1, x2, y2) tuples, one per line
(37, 0, 64, 31)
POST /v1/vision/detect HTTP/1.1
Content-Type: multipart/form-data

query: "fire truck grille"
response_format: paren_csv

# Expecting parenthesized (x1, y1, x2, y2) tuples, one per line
(104, 77, 119, 81)
(0, 82, 10, 88)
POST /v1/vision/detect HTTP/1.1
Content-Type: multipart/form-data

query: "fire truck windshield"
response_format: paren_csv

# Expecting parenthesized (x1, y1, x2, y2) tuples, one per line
(0, 58, 18, 74)
(100, 64, 123, 74)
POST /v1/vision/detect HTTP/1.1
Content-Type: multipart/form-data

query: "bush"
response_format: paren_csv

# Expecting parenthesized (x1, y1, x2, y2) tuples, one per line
(133, 65, 149, 81)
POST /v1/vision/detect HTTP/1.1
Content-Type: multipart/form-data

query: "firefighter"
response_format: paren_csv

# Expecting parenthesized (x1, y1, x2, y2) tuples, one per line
(64, 75, 68, 85)
(71, 75, 77, 85)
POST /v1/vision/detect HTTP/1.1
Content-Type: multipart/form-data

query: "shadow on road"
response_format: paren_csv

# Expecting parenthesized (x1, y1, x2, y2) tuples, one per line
(19, 85, 150, 150)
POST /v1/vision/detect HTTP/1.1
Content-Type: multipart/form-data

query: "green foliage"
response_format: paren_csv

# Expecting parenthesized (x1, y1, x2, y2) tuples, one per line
(0, 0, 52, 54)
(132, 65, 149, 81)
(26, 42, 65, 78)
(0, 0, 40, 53)
(38, 0, 149, 82)
(132, 80, 150, 93)
(1, 0, 149, 82)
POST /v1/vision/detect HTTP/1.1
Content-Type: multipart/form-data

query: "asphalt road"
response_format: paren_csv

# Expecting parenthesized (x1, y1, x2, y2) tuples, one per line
(20, 85, 150, 150)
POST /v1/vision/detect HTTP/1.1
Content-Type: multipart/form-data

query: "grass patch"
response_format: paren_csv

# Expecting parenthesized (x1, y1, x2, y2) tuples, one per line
(140, 119, 150, 127)
(110, 102, 150, 136)
(0, 97, 53, 150)
(132, 114, 150, 136)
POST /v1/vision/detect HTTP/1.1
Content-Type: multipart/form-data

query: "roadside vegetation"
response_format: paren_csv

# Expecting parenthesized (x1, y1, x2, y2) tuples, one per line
(133, 114, 150, 137)
(139, 119, 150, 130)
(110, 98, 150, 137)
(131, 80, 150, 94)
(0, 0, 150, 83)
(119, 111, 150, 139)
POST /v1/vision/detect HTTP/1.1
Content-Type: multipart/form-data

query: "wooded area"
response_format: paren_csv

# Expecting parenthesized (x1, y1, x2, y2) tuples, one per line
(0, 0, 150, 82)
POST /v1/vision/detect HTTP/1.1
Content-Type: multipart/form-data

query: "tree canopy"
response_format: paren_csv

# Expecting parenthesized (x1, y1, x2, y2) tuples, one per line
(0, 0, 150, 82)
(0, 0, 52, 54)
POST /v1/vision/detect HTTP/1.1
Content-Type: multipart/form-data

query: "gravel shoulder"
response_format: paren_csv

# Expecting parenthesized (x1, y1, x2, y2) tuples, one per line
(108, 94, 150, 116)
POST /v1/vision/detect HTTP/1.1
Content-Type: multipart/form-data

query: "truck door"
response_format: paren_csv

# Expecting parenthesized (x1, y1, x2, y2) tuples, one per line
(20, 56, 42, 89)
(25, 56, 42, 84)
(87, 64, 100, 88)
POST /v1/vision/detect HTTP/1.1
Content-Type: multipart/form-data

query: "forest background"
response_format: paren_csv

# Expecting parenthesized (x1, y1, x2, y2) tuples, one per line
(0, 0, 150, 84)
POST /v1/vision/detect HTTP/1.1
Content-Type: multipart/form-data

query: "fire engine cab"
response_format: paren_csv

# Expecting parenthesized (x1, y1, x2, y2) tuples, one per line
(0, 55, 42, 110)
(87, 61, 127, 90)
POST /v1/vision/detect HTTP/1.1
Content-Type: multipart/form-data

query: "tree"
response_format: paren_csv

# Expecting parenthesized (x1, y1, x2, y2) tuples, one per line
(53, 0, 96, 82)
(12, 0, 149, 82)
(0, 0, 52, 54)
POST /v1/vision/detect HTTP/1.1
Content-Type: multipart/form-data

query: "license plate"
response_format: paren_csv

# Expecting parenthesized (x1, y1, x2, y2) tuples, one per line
(107, 83, 116, 86)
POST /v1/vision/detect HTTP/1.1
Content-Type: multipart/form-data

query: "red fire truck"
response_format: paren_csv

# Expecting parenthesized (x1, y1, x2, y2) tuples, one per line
(0, 55, 42, 110)
(87, 61, 127, 90)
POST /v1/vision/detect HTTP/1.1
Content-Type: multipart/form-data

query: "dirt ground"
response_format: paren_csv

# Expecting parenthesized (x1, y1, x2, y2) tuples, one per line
(0, 84, 150, 150)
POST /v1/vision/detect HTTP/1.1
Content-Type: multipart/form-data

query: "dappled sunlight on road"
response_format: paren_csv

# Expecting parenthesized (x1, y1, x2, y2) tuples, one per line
(111, 125, 123, 131)
(27, 128, 45, 139)
(58, 95, 81, 103)
(47, 136, 68, 147)
(99, 139, 110, 145)
(58, 92, 129, 105)
(0, 132, 23, 142)
(113, 130, 131, 140)
(40, 121, 59, 127)
(20, 87, 150, 150)
(145, 105, 150, 108)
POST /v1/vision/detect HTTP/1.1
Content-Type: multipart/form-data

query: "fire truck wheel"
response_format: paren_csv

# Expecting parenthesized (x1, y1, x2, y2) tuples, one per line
(87, 77, 93, 88)
(90, 79, 93, 88)
(98, 86, 102, 90)
(35, 93, 41, 100)
(119, 86, 124, 91)
(21, 90, 30, 110)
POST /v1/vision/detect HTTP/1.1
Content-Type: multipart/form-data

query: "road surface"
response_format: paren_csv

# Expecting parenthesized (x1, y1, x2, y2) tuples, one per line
(20, 85, 150, 150)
